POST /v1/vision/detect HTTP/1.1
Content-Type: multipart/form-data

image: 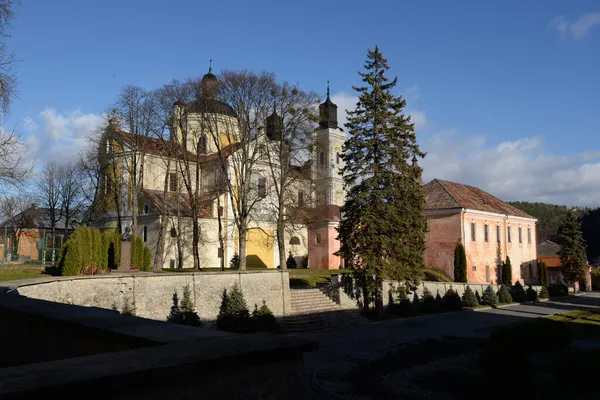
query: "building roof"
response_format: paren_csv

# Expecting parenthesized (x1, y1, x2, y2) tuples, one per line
(538, 240, 561, 256)
(423, 179, 535, 219)
(0, 206, 83, 231)
(295, 204, 341, 224)
(113, 130, 241, 163)
(141, 190, 214, 218)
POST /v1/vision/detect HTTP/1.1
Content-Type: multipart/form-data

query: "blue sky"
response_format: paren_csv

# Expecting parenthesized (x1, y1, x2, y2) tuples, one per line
(4, 0, 600, 206)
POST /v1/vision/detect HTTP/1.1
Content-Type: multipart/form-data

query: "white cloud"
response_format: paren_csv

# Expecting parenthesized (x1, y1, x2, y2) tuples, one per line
(550, 12, 600, 39)
(402, 84, 420, 102)
(420, 130, 600, 207)
(25, 108, 104, 165)
(407, 109, 427, 130)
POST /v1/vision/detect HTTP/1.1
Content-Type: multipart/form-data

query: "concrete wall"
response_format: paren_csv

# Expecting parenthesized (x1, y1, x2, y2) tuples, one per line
(13, 270, 292, 321)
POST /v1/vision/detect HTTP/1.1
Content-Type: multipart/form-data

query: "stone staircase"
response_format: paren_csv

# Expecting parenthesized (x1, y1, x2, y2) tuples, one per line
(281, 288, 366, 333)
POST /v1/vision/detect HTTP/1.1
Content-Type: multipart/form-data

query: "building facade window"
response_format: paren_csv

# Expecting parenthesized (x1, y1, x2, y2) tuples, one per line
(298, 190, 304, 207)
(518, 227, 522, 243)
(496, 225, 500, 243)
(315, 232, 322, 244)
(143, 204, 149, 214)
(169, 173, 178, 192)
(319, 151, 325, 167)
(527, 227, 531, 244)
(336, 152, 340, 164)
(529, 263, 533, 278)
(507, 226, 511, 243)
(485, 265, 490, 282)
(197, 135, 207, 154)
(143, 226, 147, 242)
(289, 236, 300, 245)
(484, 224, 489, 242)
(257, 177, 266, 198)
(169, 259, 175, 269)
(471, 223, 476, 241)
(472, 265, 477, 271)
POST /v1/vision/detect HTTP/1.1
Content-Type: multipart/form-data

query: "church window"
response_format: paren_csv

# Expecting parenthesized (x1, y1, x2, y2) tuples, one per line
(315, 232, 322, 244)
(471, 223, 476, 241)
(496, 225, 501, 243)
(336, 152, 340, 164)
(316, 190, 326, 206)
(143, 226, 147, 242)
(507, 226, 511, 243)
(289, 236, 300, 245)
(529, 263, 533, 278)
(319, 151, 325, 167)
(527, 227, 531, 244)
(257, 177, 266, 198)
(143, 204, 149, 214)
(485, 265, 490, 282)
(198, 135, 207, 154)
(169, 173, 178, 192)
(472, 265, 477, 271)
(298, 191, 304, 207)
(484, 224, 489, 242)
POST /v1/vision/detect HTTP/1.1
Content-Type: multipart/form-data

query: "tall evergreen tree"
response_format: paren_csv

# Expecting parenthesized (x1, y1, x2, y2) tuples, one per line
(502, 256, 512, 285)
(538, 260, 549, 287)
(453, 242, 467, 283)
(337, 47, 427, 315)
(558, 210, 587, 288)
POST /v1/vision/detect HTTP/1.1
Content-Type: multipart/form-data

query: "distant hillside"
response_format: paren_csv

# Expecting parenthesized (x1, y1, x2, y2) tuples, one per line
(509, 201, 600, 265)
(508, 201, 572, 243)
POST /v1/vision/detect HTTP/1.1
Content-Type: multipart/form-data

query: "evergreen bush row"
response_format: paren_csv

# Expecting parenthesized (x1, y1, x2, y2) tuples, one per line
(58, 226, 152, 275)
(216, 283, 279, 333)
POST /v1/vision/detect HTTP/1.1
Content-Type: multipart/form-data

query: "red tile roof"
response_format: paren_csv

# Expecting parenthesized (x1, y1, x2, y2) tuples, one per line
(423, 179, 535, 219)
(113, 130, 241, 163)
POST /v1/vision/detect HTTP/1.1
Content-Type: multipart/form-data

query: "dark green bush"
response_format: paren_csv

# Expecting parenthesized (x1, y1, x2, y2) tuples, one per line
(435, 291, 443, 311)
(229, 253, 240, 270)
(142, 246, 152, 271)
(167, 284, 201, 326)
(502, 256, 512, 285)
(461, 286, 478, 308)
(389, 286, 413, 316)
(442, 288, 462, 311)
(251, 301, 279, 332)
(482, 286, 498, 306)
(453, 242, 467, 283)
(286, 252, 297, 269)
(412, 292, 420, 310)
(216, 283, 251, 333)
(539, 286, 549, 299)
(475, 290, 482, 305)
(549, 276, 568, 297)
(498, 285, 513, 304)
(538, 260, 549, 287)
(511, 281, 527, 303)
(422, 288, 439, 313)
(526, 285, 538, 302)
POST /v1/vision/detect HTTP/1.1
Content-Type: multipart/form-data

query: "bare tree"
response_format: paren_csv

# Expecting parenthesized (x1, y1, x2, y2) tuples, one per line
(263, 83, 319, 270)
(0, 0, 19, 114)
(36, 160, 62, 261)
(0, 193, 33, 260)
(58, 161, 84, 239)
(0, 129, 31, 189)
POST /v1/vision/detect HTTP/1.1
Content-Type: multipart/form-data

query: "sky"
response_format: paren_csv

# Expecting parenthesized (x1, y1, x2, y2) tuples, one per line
(3, 0, 600, 207)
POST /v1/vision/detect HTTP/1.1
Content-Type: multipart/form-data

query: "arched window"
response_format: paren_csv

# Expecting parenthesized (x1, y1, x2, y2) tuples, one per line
(319, 151, 325, 167)
(197, 135, 207, 154)
(143, 204, 149, 214)
(289, 237, 300, 245)
(336, 152, 340, 164)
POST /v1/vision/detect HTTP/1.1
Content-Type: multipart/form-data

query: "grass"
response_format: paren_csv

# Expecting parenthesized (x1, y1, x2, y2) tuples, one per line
(289, 268, 350, 287)
(0, 269, 48, 282)
(422, 268, 453, 282)
(547, 309, 600, 340)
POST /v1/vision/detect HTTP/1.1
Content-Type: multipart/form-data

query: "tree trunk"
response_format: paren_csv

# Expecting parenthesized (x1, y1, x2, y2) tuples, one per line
(177, 216, 183, 269)
(192, 216, 200, 270)
(361, 283, 370, 314)
(277, 218, 286, 270)
(375, 276, 384, 316)
(153, 216, 166, 270)
(238, 224, 247, 271)
(217, 195, 225, 271)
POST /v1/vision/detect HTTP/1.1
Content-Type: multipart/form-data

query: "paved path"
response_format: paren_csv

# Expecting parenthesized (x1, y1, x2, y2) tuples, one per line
(300, 292, 600, 399)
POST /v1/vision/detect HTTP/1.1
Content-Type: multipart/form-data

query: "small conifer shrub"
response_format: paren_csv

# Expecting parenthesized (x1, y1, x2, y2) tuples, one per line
(422, 288, 438, 313)
(498, 285, 513, 304)
(539, 286, 549, 299)
(462, 286, 478, 308)
(482, 286, 498, 306)
(216, 283, 251, 333)
(442, 288, 462, 311)
(251, 301, 279, 332)
(526, 285, 538, 302)
(435, 291, 443, 311)
(121, 295, 136, 316)
(229, 253, 240, 270)
(167, 284, 201, 326)
(286, 252, 297, 269)
(511, 281, 527, 303)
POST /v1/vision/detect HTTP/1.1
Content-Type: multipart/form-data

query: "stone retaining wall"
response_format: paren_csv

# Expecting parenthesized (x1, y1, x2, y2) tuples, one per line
(10, 270, 292, 321)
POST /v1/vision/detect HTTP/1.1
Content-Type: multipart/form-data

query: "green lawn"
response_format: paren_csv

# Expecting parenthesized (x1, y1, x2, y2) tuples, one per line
(547, 309, 600, 340)
(288, 268, 349, 287)
(0, 269, 47, 282)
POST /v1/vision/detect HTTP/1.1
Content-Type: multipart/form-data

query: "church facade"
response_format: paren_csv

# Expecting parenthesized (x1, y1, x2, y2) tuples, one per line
(93, 70, 345, 270)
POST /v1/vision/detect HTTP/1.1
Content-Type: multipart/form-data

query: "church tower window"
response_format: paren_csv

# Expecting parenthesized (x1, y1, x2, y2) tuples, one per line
(336, 152, 340, 164)
(198, 135, 207, 154)
(319, 151, 325, 167)
(257, 177, 266, 198)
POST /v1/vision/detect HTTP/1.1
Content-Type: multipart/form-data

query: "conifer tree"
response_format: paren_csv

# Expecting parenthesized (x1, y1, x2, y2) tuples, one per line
(453, 242, 467, 283)
(461, 286, 478, 307)
(337, 46, 427, 315)
(558, 210, 587, 288)
(502, 256, 512, 286)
